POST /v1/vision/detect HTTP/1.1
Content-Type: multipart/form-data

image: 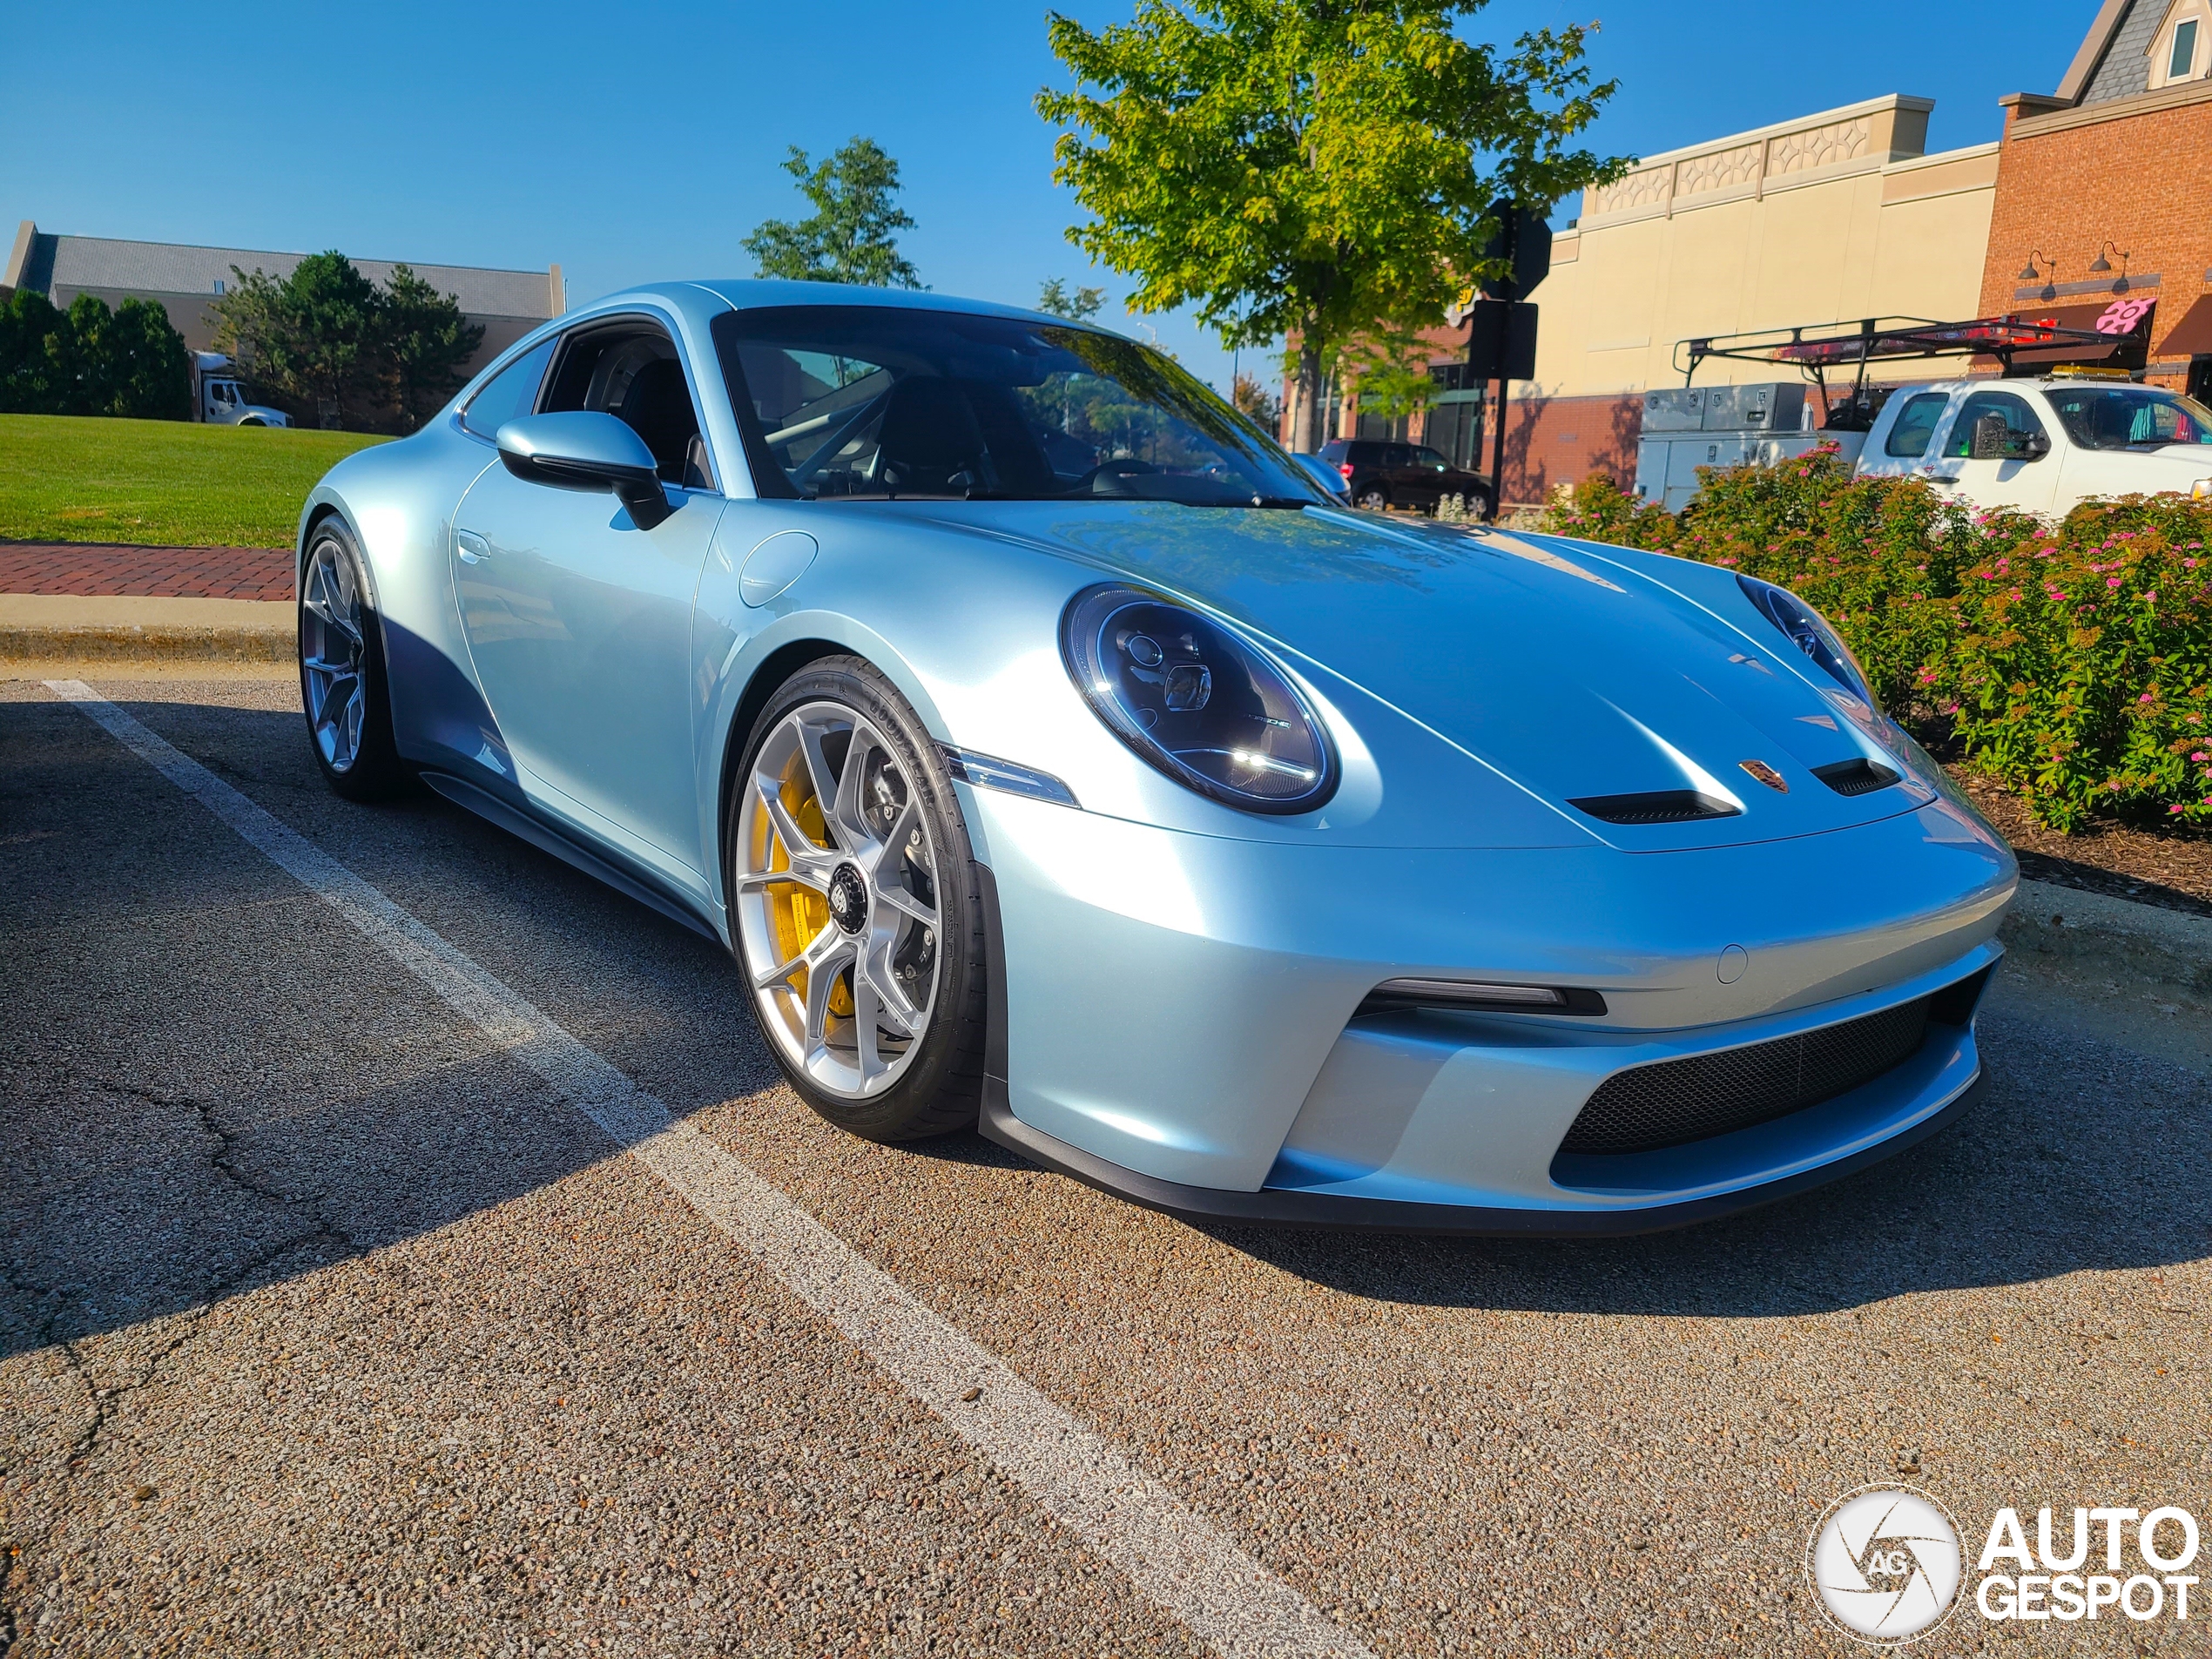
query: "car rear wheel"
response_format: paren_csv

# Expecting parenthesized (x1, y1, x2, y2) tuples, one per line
(299, 519, 410, 800)
(1356, 485, 1389, 511)
(729, 658, 988, 1141)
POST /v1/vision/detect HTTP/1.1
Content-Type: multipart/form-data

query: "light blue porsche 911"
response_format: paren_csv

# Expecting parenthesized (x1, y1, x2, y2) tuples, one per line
(294, 280, 2016, 1233)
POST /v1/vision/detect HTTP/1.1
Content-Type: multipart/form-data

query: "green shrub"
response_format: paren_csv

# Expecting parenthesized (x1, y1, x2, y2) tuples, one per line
(1542, 450, 2212, 832)
(0, 290, 190, 420)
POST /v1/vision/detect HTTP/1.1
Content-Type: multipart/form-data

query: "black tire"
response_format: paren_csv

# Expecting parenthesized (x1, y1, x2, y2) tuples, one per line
(298, 517, 411, 801)
(1356, 485, 1389, 511)
(728, 655, 989, 1141)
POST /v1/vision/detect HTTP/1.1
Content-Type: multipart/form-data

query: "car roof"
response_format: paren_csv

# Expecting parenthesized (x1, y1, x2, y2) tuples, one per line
(650, 278, 1098, 334)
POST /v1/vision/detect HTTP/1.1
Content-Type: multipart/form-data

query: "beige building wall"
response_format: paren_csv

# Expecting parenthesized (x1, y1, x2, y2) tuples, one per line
(1524, 95, 1998, 399)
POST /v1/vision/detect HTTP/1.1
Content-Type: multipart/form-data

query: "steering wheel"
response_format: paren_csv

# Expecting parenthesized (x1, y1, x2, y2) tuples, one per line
(1079, 457, 1163, 496)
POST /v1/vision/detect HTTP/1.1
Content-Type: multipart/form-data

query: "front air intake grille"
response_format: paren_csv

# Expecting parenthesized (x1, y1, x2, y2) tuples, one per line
(1812, 757, 1902, 797)
(1558, 995, 1934, 1156)
(1568, 789, 1742, 826)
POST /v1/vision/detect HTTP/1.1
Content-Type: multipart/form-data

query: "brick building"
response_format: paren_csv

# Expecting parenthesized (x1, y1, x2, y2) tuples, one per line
(1280, 94, 2002, 507)
(1, 221, 564, 379)
(1979, 0, 2212, 398)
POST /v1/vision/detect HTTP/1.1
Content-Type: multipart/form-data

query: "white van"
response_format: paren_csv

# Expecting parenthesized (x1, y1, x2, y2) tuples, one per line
(1856, 374, 2212, 513)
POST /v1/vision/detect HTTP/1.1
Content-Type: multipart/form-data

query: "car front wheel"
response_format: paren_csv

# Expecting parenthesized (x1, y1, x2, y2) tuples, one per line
(1356, 485, 1389, 511)
(299, 518, 410, 800)
(729, 657, 988, 1141)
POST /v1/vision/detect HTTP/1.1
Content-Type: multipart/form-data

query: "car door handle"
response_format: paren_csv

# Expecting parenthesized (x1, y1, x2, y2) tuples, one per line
(455, 529, 491, 564)
(1913, 470, 1956, 484)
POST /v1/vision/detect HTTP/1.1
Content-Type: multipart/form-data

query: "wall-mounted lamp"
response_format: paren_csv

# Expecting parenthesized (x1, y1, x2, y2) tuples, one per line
(2087, 240, 2131, 287)
(2018, 253, 2059, 299)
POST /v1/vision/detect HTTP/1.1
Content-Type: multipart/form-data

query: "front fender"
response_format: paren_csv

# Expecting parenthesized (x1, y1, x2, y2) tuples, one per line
(294, 427, 505, 784)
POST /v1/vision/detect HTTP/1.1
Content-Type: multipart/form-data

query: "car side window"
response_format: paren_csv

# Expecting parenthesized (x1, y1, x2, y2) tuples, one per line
(460, 338, 556, 441)
(1883, 393, 1950, 459)
(1382, 444, 1413, 468)
(1411, 445, 1448, 469)
(1946, 392, 2044, 460)
(542, 320, 715, 489)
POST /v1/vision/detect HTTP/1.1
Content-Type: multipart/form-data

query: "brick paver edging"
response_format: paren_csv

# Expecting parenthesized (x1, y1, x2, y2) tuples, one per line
(0, 541, 293, 602)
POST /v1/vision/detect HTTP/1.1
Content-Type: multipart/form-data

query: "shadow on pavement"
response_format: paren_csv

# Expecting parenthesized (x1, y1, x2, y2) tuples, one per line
(3, 693, 2208, 1359)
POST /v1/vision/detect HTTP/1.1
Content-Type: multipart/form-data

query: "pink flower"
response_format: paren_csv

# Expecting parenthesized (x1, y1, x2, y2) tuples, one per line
(2195, 752, 2209, 762)
(2107, 577, 2123, 587)
(2141, 692, 2156, 703)
(2172, 805, 2187, 814)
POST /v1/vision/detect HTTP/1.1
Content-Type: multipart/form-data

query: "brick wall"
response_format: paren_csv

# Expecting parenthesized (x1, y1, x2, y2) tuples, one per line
(1497, 390, 1642, 509)
(1980, 91, 2212, 384)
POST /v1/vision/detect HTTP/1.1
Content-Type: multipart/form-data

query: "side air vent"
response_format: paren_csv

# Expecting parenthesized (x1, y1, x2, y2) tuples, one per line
(1568, 789, 1741, 826)
(1812, 757, 1902, 797)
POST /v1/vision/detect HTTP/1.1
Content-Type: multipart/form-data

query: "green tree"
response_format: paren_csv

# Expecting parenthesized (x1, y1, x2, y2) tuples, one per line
(1342, 320, 1439, 427)
(381, 264, 484, 432)
(0, 289, 188, 417)
(744, 138, 922, 288)
(212, 251, 384, 428)
(1037, 0, 1627, 450)
(1036, 277, 1107, 320)
(92, 297, 192, 419)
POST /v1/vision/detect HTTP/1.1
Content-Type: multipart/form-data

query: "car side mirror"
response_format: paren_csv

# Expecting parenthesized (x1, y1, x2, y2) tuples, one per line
(496, 412, 671, 529)
(1968, 413, 2011, 461)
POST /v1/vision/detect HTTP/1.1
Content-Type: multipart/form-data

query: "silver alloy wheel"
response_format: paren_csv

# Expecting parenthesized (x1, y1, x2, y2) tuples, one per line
(300, 536, 368, 772)
(734, 701, 941, 1099)
(1357, 487, 1388, 511)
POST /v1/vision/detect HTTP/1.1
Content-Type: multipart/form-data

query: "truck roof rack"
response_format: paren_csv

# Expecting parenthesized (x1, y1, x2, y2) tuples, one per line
(1673, 314, 2133, 428)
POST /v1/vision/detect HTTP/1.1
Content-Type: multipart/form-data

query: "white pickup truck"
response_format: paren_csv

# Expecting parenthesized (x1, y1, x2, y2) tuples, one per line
(1854, 374, 2212, 513)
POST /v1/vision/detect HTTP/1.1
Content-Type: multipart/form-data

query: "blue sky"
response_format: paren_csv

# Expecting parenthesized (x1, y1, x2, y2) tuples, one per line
(3, 2, 2095, 393)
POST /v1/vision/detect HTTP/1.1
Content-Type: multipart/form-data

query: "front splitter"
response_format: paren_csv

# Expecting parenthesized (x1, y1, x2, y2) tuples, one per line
(976, 1071, 1989, 1238)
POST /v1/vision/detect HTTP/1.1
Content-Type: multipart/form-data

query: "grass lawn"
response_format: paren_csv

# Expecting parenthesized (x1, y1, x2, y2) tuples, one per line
(0, 414, 388, 548)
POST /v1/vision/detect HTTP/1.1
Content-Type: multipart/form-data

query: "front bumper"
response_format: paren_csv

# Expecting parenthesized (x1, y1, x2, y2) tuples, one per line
(962, 786, 2013, 1229)
(980, 1069, 1989, 1236)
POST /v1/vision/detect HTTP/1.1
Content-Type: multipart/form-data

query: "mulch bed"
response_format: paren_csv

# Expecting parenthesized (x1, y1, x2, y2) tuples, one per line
(1952, 768, 2212, 919)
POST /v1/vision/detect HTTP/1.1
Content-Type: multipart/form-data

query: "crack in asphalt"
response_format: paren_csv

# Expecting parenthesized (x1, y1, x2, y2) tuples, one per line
(0, 1075, 360, 1657)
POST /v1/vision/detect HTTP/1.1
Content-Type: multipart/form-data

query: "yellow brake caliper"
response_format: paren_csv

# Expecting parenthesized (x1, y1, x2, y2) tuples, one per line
(765, 752, 853, 1018)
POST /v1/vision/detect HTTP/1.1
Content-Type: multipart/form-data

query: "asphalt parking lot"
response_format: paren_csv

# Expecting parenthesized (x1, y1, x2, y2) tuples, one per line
(3, 671, 2207, 1657)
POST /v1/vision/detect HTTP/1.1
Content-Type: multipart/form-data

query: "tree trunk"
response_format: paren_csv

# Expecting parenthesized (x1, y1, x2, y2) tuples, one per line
(1291, 346, 1324, 452)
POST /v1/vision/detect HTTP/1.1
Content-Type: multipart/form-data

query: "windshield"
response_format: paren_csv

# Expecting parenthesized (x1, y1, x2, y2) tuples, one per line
(2045, 384, 2212, 449)
(710, 306, 1323, 506)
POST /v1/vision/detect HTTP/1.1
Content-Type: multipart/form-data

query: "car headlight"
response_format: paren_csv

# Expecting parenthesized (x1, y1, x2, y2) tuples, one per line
(1061, 583, 1338, 814)
(1737, 575, 1874, 705)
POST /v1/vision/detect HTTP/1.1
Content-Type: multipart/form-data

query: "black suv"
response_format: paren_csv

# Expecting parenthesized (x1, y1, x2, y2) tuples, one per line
(1318, 439, 1494, 516)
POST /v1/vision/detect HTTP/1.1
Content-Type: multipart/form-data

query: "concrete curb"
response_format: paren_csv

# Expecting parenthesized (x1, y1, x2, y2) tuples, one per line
(0, 594, 292, 662)
(2001, 878, 2212, 1003)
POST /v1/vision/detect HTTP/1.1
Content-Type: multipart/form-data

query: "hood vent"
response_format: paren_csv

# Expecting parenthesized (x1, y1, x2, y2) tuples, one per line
(1811, 758, 1901, 797)
(1568, 789, 1741, 826)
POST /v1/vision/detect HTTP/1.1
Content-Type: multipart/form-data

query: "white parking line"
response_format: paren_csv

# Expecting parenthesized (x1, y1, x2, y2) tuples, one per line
(45, 680, 1374, 1659)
